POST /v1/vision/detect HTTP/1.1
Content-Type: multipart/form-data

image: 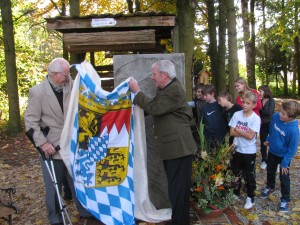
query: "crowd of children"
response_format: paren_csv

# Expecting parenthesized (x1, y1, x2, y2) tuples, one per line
(191, 78, 300, 212)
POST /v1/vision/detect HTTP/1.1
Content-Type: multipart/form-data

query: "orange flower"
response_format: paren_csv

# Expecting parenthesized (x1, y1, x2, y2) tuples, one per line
(194, 187, 202, 192)
(217, 185, 224, 190)
(216, 164, 224, 172)
(210, 174, 216, 179)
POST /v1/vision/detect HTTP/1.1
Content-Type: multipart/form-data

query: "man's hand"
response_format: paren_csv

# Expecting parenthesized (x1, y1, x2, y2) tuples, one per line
(40, 142, 56, 155)
(129, 78, 141, 94)
(264, 141, 269, 146)
(281, 166, 289, 175)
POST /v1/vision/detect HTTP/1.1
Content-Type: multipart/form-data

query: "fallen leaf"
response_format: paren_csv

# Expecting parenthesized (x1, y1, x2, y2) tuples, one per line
(269, 222, 288, 225)
(292, 207, 300, 212)
(246, 213, 259, 221)
(290, 213, 300, 220)
(34, 220, 44, 225)
(268, 195, 277, 202)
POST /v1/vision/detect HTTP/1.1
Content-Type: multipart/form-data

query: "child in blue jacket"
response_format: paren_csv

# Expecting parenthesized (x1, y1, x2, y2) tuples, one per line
(260, 101, 300, 212)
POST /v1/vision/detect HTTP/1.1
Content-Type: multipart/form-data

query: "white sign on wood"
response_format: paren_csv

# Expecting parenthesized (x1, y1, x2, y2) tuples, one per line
(91, 18, 117, 27)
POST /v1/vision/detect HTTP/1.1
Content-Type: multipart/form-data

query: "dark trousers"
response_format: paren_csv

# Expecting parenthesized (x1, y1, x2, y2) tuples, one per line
(40, 158, 91, 223)
(266, 152, 291, 202)
(163, 155, 192, 225)
(260, 122, 270, 162)
(232, 152, 256, 199)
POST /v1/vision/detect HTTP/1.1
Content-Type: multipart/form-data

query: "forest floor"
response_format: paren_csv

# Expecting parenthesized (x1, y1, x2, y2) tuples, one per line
(1, 98, 300, 225)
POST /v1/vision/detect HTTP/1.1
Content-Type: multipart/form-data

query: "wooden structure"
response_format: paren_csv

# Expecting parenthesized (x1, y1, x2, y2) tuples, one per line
(0, 188, 18, 225)
(45, 13, 176, 91)
(198, 69, 211, 85)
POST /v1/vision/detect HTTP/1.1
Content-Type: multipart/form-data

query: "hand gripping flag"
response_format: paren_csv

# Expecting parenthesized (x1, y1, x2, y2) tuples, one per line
(62, 61, 135, 225)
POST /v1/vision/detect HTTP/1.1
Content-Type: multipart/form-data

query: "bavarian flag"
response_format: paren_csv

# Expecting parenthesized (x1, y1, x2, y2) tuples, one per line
(61, 61, 135, 224)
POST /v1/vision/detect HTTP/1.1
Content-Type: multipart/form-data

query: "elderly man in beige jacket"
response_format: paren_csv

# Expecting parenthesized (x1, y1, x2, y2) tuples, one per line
(25, 58, 97, 225)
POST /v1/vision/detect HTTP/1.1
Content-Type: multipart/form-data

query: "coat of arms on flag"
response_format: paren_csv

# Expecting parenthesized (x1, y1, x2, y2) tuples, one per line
(66, 62, 135, 225)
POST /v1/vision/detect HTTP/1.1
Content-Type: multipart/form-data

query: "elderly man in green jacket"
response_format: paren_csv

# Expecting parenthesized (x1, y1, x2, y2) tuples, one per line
(129, 59, 197, 225)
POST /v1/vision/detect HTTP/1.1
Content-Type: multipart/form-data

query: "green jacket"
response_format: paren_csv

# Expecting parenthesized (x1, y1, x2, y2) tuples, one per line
(133, 78, 197, 160)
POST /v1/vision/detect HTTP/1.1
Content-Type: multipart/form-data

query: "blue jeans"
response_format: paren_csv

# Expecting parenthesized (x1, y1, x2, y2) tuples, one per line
(266, 152, 291, 202)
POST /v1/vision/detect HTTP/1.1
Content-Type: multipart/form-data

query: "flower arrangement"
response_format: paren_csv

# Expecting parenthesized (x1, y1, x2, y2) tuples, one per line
(191, 123, 236, 214)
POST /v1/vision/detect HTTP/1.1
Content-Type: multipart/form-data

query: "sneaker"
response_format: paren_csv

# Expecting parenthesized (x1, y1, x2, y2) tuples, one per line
(260, 186, 275, 199)
(261, 161, 267, 170)
(244, 197, 254, 209)
(279, 199, 289, 212)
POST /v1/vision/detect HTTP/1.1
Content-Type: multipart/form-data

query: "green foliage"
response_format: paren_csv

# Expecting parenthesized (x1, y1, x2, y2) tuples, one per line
(143, 0, 176, 13)
(80, 0, 127, 15)
(0, 0, 62, 128)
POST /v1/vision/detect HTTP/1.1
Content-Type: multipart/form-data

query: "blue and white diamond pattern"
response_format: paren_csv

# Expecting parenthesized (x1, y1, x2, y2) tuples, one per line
(69, 64, 135, 225)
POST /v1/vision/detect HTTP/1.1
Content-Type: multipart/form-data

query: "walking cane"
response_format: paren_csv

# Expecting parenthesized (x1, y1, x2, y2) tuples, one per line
(26, 128, 73, 225)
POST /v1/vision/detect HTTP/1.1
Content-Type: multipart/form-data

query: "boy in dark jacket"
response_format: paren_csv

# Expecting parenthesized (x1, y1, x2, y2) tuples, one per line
(201, 84, 227, 151)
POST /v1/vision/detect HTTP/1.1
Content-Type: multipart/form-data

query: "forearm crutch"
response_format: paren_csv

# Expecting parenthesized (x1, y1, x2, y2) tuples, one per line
(26, 128, 72, 225)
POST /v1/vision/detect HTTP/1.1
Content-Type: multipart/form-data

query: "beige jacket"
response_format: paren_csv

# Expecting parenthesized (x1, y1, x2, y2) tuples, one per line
(25, 76, 72, 159)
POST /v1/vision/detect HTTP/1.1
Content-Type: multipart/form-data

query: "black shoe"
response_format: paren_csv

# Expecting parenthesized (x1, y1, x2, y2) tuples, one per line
(51, 222, 64, 225)
(63, 192, 72, 201)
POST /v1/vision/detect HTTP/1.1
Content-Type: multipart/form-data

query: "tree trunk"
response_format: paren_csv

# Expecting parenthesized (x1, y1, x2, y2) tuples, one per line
(126, 0, 134, 13)
(135, 0, 141, 12)
(225, 0, 239, 98)
(62, 2, 68, 60)
(279, 0, 288, 96)
(295, 35, 300, 95)
(0, 0, 22, 136)
(69, 0, 80, 16)
(241, 0, 256, 88)
(206, 0, 219, 88)
(292, 36, 298, 98)
(292, 2, 299, 98)
(297, 35, 300, 95)
(217, 0, 226, 93)
(282, 52, 288, 96)
(69, 0, 85, 71)
(176, 0, 195, 100)
(250, 0, 256, 89)
(262, 0, 269, 84)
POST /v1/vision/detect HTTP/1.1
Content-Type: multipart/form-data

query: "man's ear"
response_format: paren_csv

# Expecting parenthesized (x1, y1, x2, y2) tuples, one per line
(252, 102, 257, 109)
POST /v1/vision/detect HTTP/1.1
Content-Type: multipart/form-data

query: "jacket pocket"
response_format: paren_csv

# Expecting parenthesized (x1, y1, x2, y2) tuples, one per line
(161, 132, 178, 143)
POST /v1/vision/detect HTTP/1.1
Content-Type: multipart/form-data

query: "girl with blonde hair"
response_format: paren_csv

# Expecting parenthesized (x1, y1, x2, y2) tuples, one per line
(234, 77, 262, 116)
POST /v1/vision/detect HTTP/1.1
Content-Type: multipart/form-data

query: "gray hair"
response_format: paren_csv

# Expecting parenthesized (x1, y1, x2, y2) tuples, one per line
(152, 60, 176, 79)
(47, 58, 70, 76)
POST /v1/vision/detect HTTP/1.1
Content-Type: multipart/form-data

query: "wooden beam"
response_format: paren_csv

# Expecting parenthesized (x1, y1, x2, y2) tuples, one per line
(64, 30, 155, 47)
(68, 43, 157, 53)
(46, 16, 176, 31)
(99, 72, 114, 78)
(101, 79, 114, 92)
(95, 65, 113, 71)
(103, 44, 167, 57)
